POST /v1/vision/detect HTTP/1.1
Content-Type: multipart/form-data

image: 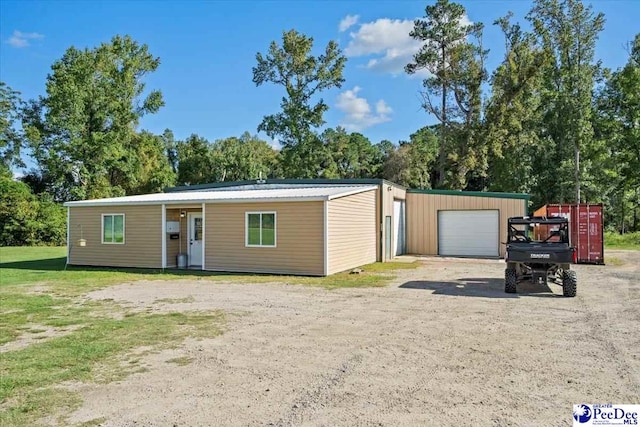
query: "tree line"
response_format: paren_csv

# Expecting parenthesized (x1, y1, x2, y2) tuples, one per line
(1, 0, 638, 246)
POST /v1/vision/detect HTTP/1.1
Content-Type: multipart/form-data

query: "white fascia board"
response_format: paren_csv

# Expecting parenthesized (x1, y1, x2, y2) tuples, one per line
(63, 196, 329, 207)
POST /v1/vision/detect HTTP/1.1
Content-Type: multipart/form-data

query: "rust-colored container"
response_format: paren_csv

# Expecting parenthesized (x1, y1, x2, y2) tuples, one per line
(533, 204, 604, 264)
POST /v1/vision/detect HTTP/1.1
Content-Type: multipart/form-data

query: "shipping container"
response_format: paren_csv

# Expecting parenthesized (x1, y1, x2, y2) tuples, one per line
(533, 204, 604, 264)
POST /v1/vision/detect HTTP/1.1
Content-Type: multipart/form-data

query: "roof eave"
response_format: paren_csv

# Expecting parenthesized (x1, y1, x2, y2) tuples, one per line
(406, 189, 529, 200)
(64, 196, 330, 208)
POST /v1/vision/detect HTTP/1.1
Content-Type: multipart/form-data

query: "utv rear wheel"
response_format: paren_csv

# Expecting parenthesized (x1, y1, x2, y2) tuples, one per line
(505, 268, 517, 294)
(562, 270, 577, 297)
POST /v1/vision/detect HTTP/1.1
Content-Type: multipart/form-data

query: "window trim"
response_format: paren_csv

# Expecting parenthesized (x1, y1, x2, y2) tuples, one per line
(245, 211, 277, 248)
(101, 213, 126, 245)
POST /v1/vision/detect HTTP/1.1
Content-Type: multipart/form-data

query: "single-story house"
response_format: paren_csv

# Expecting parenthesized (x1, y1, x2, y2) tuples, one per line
(64, 179, 528, 276)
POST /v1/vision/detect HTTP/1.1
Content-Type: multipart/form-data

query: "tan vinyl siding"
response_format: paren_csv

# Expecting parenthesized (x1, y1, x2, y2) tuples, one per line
(327, 190, 377, 274)
(381, 184, 406, 261)
(406, 193, 525, 257)
(68, 205, 162, 268)
(204, 201, 324, 276)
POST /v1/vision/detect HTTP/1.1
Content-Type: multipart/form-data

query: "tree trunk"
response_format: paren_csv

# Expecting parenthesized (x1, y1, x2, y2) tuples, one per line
(574, 142, 580, 203)
(634, 187, 639, 232)
(438, 46, 447, 188)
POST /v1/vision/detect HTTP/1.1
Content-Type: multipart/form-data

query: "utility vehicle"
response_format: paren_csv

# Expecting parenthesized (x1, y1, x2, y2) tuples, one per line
(505, 216, 577, 297)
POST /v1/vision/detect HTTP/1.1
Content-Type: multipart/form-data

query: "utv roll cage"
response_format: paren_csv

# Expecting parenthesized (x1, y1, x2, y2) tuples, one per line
(507, 217, 570, 244)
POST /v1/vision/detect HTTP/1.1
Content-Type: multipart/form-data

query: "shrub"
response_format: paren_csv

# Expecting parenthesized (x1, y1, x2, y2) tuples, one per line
(604, 231, 640, 249)
(0, 177, 66, 246)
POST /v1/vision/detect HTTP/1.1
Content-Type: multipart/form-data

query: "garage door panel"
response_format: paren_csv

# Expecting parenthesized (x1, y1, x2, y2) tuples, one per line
(438, 210, 499, 257)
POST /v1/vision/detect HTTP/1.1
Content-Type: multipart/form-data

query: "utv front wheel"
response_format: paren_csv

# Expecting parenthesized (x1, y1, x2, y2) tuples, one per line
(505, 268, 517, 294)
(562, 270, 577, 297)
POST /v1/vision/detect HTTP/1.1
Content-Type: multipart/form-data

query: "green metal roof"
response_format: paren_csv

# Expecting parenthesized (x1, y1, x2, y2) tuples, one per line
(406, 188, 530, 200)
(165, 178, 406, 193)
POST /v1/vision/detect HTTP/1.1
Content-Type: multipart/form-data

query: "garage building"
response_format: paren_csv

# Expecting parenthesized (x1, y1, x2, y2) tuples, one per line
(406, 189, 529, 257)
(65, 180, 527, 275)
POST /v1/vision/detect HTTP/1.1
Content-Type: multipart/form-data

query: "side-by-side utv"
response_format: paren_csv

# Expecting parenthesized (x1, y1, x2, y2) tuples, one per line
(505, 216, 577, 297)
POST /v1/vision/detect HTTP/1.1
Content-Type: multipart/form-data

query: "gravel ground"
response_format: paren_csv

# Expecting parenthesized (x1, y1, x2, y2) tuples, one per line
(68, 250, 639, 426)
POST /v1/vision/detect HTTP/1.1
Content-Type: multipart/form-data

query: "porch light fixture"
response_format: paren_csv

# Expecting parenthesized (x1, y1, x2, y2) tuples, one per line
(77, 224, 86, 247)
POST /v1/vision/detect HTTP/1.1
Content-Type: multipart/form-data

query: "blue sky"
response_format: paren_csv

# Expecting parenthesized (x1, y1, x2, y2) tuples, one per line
(1, 0, 638, 165)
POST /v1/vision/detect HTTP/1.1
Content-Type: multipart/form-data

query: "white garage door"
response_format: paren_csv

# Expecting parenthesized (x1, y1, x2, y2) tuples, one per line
(394, 200, 406, 256)
(438, 210, 499, 257)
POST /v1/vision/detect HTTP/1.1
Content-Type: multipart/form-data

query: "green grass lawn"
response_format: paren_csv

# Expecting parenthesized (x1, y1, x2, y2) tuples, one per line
(604, 231, 640, 250)
(0, 246, 418, 426)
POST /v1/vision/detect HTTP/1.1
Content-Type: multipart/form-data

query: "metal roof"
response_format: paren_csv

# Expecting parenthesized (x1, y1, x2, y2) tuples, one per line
(406, 188, 529, 200)
(165, 178, 405, 192)
(63, 185, 379, 207)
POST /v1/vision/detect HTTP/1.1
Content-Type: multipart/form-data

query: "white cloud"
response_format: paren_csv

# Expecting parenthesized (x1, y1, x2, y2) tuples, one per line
(344, 15, 472, 76)
(375, 99, 392, 116)
(344, 18, 419, 75)
(269, 138, 282, 150)
(335, 86, 392, 131)
(7, 30, 44, 48)
(338, 14, 360, 32)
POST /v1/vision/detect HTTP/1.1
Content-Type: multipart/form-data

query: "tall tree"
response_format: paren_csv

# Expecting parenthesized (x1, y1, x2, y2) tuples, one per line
(176, 134, 214, 186)
(485, 13, 547, 198)
(447, 38, 489, 189)
(0, 177, 66, 246)
(176, 132, 279, 185)
(0, 82, 25, 177)
(212, 132, 279, 182)
(23, 35, 164, 201)
(125, 131, 176, 194)
(406, 0, 485, 188)
(321, 127, 381, 178)
(528, 0, 605, 203)
(593, 34, 640, 231)
(161, 128, 179, 174)
(252, 29, 346, 178)
(382, 127, 438, 188)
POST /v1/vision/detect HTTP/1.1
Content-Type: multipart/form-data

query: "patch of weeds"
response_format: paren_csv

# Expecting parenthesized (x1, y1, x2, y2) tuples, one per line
(0, 293, 83, 346)
(166, 356, 193, 366)
(284, 261, 421, 289)
(355, 261, 421, 272)
(606, 257, 624, 266)
(0, 387, 81, 427)
(0, 295, 126, 346)
(0, 311, 224, 424)
(2, 247, 421, 297)
(605, 232, 640, 250)
(155, 296, 196, 304)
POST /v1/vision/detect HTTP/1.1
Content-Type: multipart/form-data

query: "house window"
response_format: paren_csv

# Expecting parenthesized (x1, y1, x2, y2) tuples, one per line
(102, 214, 125, 244)
(246, 212, 276, 247)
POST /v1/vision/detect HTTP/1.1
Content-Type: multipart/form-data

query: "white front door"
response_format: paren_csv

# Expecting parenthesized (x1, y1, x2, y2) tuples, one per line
(188, 213, 203, 266)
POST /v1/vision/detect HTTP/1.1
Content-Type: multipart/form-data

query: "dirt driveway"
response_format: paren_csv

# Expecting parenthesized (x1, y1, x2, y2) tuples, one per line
(70, 251, 639, 426)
